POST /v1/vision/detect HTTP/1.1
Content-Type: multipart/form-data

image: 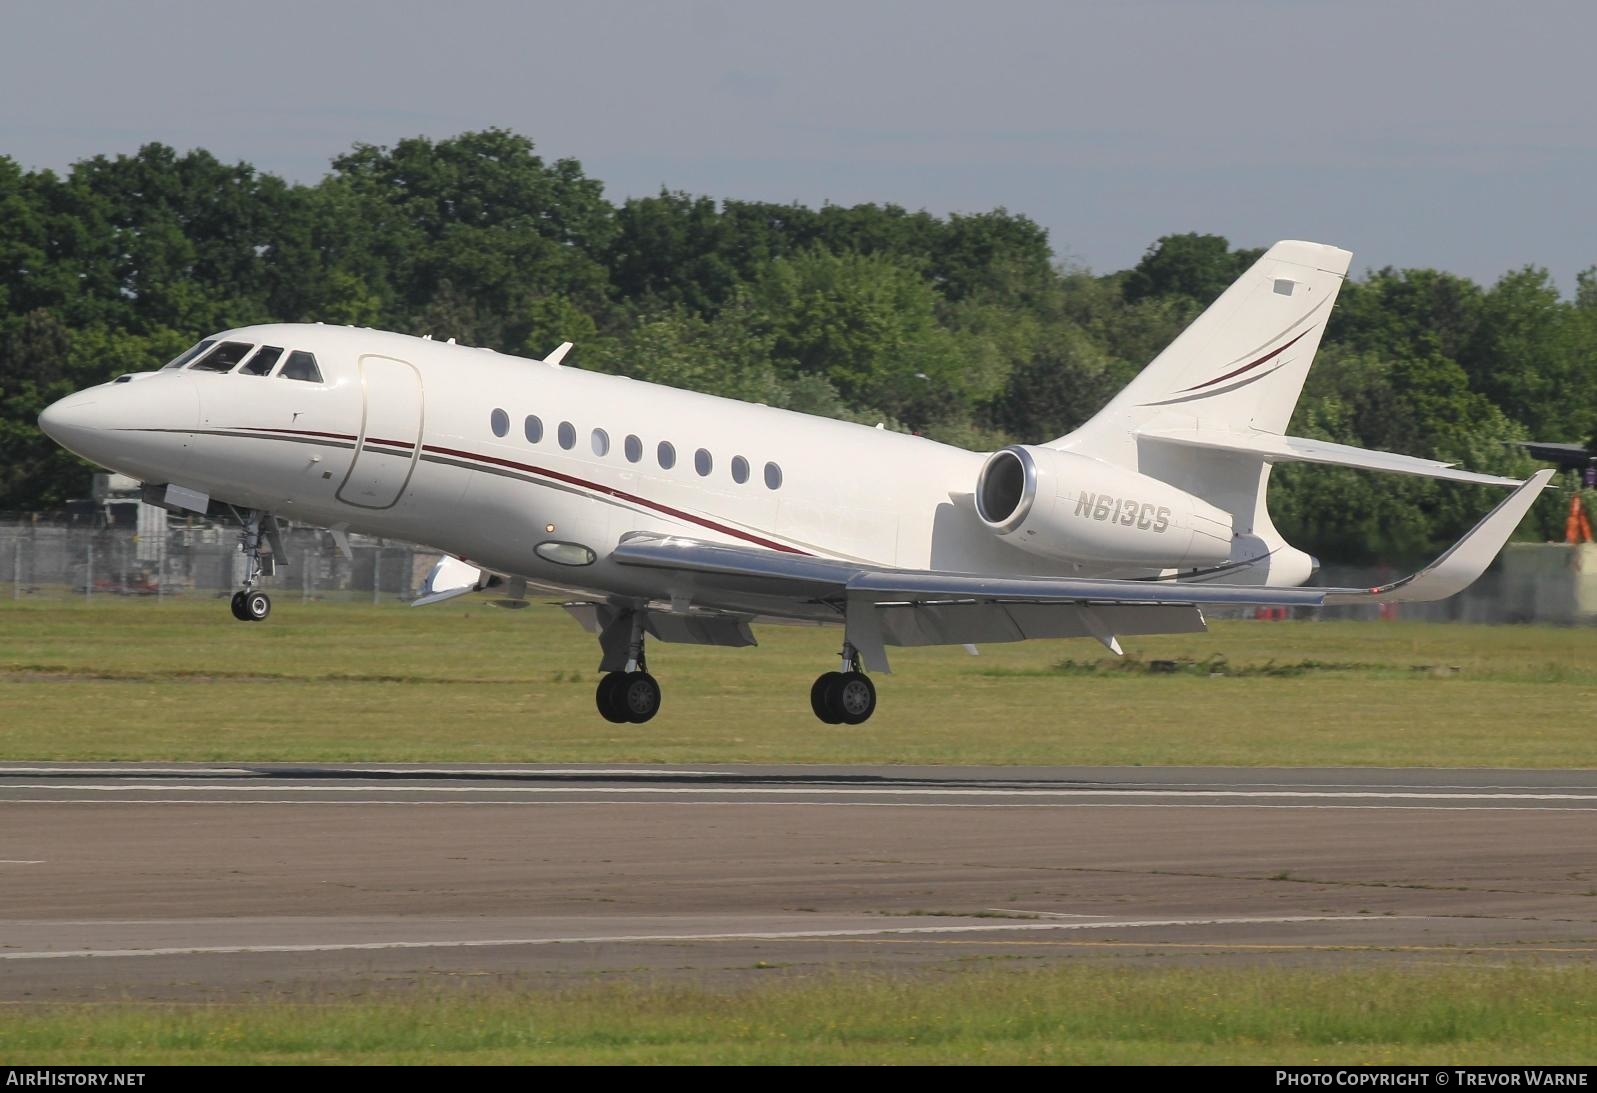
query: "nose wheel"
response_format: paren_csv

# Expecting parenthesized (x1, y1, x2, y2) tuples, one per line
(810, 643, 876, 724)
(230, 590, 272, 622)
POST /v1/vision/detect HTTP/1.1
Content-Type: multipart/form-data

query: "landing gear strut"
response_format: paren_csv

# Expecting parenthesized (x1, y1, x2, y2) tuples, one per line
(227, 508, 277, 623)
(595, 612, 662, 723)
(810, 641, 876, 725)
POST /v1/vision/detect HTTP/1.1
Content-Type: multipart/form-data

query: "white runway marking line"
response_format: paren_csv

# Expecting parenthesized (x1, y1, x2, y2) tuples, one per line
(0, 860, 45, 864)
(3, 783, 1593, 802)
(0, 915, 1433, 961)
(2, 799, 1593, 812)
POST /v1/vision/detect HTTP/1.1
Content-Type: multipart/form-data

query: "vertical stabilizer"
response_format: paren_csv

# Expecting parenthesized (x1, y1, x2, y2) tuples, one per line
(1052, 240, 1352, 585)
(1057, 240, 1352, 462)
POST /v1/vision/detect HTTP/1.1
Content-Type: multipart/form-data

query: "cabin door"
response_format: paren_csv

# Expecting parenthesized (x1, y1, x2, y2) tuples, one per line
(336, 355, 424, 510)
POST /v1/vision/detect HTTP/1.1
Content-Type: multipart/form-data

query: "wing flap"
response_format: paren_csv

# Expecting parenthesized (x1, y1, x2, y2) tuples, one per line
(878, 601, 1206, 647)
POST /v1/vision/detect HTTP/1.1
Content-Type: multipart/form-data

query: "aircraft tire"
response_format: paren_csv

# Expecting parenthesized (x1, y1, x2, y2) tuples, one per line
(229, 592, 250, 621)
(827, 671, 876, 725)
(621, 672, 662, 724)
(244, 591, 271, 621)
(810, 672, 844, 724)
(595, 672, 630, 723)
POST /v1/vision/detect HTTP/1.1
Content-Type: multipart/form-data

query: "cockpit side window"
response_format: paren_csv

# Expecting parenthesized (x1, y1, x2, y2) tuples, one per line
(239, 346, 284, 376)
(162, 340, 216, 370)
(280, 350, 323, 383)
(189, 341, 256, 373)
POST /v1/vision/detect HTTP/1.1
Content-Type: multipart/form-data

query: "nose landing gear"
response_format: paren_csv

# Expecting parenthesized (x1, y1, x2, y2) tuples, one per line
(228, 508, 280, 623)
(810, 642, 877, 725)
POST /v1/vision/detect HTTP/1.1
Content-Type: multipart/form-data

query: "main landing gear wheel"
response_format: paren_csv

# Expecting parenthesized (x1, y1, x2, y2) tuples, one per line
(596, 671, 663, 724)
(810, 658, 877, 726)
(828, 671, 876, 725)
(811, 672, 843, 724)
(596, 673, 629, 724)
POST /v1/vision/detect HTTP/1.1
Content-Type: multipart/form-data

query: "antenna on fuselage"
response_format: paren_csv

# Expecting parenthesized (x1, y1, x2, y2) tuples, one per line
(543, 342, 573, 367)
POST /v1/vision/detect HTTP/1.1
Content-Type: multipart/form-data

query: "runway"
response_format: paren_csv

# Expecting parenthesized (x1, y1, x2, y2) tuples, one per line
(1, 763, 1593, 1001)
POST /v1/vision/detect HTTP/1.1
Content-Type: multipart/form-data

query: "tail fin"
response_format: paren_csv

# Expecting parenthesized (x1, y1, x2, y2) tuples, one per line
(1061, 240, 1352, 454)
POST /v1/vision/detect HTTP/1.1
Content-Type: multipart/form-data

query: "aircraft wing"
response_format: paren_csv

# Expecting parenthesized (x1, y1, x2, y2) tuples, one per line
(610, 469, 1552, 666)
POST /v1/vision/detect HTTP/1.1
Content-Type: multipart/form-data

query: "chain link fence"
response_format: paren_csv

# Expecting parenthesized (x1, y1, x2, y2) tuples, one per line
(1, 511, 440, 605)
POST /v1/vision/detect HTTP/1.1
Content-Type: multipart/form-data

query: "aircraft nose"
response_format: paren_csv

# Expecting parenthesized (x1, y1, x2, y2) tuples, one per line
(37, 391, 102, 449)
(38, 376, 200, 476)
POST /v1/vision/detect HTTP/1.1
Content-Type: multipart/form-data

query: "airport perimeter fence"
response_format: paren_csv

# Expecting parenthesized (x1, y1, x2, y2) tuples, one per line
(1, 511, 1590, 625)
(0, 514, 440, 605)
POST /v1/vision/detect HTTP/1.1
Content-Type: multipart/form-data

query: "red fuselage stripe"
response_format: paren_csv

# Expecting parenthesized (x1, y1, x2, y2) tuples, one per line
(241, 426, 810, 556)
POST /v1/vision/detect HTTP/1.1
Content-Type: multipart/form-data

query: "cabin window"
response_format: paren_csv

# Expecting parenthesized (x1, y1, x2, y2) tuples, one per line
(764, 462, 783, 490)
(624, 434, 642, 463)
(731, 455, 749, 484)
(657, 441, 676, 470)
(280, 350, 323, 383)
(591, 428, 610, 457)
(162, 340, 215, 370)
(558, 421, 576, 450)
(694, 448, 713, 477)
(490, 408, 509, 437)
(189, 341, 255, 373)
(524, 415, 543, 443)
(239, 346, 283, 376)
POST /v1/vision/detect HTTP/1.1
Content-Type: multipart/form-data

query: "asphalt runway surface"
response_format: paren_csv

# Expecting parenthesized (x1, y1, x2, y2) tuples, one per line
(1, 763, 1593, 1001)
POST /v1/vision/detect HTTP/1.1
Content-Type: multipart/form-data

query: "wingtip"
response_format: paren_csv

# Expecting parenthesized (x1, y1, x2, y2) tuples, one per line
(1325, 467, 1554, 605)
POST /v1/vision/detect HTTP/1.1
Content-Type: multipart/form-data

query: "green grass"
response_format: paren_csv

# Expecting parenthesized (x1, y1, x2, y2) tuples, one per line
(1, 598, 1595, 765)
(2, 964, 1592, 1064)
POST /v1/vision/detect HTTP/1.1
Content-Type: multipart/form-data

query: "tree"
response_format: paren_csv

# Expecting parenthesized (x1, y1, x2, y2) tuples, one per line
(1458, 267, 1594, 444)
(1121, 233, 1263, 307)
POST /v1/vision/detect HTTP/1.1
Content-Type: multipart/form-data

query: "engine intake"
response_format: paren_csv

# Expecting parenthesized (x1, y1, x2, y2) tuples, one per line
(975, 445, 1233, 568)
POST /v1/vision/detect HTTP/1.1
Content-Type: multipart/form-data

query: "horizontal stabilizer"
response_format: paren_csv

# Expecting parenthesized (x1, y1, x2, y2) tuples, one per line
(1139, 429, 1521, 487)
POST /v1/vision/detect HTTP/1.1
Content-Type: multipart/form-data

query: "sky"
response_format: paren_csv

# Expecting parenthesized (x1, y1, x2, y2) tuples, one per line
(3, 0, 1593, 290)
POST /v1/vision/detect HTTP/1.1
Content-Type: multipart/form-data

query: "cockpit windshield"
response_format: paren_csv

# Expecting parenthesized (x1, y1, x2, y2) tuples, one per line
(157, 338, 325, 383)
(280, 350, 322, 383)
(240, 346, 284, 376)
(161, 340, 216, 370)
(189, 341, 256, 373)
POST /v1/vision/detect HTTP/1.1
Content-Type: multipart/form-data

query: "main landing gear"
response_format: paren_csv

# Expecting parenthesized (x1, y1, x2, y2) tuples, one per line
(584, 612, 877, 726)
(227, 508, 277, 623)
(810, 641, 877, 725)
(595, 614, 662, 724)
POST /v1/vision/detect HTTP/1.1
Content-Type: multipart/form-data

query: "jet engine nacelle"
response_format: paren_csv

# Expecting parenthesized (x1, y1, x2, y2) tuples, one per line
(975, 445, 1234, 568)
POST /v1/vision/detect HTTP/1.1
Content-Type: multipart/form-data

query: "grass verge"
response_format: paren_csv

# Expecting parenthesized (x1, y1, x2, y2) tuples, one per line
(2, 598, 1595, 766)
(2, 964, 1592, 1065)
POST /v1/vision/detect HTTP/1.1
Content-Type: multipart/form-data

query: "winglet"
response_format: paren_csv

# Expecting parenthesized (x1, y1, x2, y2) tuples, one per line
(1324, 469, 1554, 604)
(544, 342, 574, 367)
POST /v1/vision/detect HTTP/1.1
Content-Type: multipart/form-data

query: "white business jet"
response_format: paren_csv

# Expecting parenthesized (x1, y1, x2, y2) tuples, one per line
(37, 240, 1551, 725)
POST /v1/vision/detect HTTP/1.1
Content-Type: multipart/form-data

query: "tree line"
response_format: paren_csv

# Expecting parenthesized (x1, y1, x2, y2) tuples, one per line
(2, 129, 1592, 564)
